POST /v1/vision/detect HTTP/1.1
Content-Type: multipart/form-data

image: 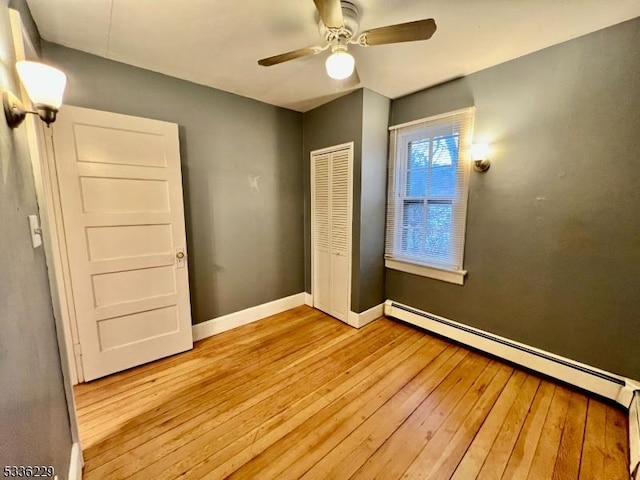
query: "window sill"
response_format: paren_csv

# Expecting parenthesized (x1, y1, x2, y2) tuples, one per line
(385, 258, 467, 285)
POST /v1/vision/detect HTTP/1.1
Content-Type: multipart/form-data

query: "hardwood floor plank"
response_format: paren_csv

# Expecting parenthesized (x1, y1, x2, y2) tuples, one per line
(84, 319, 403, 478)
(71, 307, 629, 480)
(81, 324, 344, 451)
(301, 347, 469, 480)
(123, 322, 421, 480)
(224, 337, 452, 479)
(403, 364, 514, 480)
(551, 391, 588, 480)
(194, 328, 430, 479)
(351, 353, 492, 479)
(526, 385, 572, 480)
(603, 405, 629, 480)
(76, 312, 312, 412)
(79, 311, 340, 427)
(450, 370, 528, 480)
(501, 381, 556, 480)
(579, 399, 608, 480)
(475, 375, 541, 480)
(75, 306, 311, 398)
(80, 312, 352, 436)
(82, 322, 363, 463)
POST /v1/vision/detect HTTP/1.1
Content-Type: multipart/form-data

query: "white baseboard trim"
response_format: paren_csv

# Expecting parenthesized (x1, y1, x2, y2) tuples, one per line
(385, 300, 639, 408)
(631, 390, 640, 480)
(347, 303, 385, 329)
(192, 293, 306, 341)
(68, 442, 82, 480)
(304, 292, 313, 307)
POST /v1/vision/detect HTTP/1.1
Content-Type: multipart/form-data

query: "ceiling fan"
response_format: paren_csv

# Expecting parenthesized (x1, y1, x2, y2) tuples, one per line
(257, 0, 437, 87)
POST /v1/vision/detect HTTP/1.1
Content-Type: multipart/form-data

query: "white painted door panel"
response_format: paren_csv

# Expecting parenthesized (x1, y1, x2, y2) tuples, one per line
(311, 144, 353, 323)
(312, 152, 332, 314)
(53, 106, 193, 381)
(314, 250, 332, 314)
(329, 149, 350, 321)
(330, 254, 350, 320)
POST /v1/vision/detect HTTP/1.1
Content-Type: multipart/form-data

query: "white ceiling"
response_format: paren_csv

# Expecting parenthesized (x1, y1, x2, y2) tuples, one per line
(26, 0, 640, 112)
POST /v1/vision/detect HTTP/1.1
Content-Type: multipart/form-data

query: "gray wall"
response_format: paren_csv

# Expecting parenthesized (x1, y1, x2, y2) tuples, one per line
(388, 18, 640, 379)
(357, 89, 389, 312)
(0, 1, 72, 475)
(303, 89, 363, 309)
(302, 88, 389, 313)
(42, 42, 304, 324)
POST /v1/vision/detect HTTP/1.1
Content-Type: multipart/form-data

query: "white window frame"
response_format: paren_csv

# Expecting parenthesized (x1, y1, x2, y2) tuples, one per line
(384, 108, 475, 285)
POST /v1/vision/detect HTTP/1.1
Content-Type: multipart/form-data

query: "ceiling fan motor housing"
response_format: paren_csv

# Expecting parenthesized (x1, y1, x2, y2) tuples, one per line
(319, 1, 359, 43)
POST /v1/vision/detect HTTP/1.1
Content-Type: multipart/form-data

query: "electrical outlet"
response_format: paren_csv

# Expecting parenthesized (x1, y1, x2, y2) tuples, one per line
(28, 214, 42, 248)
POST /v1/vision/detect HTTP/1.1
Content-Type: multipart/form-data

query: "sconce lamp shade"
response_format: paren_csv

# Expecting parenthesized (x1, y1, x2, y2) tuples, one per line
(325, 50, 355, 80)
(470, 143, 490, 161)
(16, 61, 67, 109)
(3, 61, 67, 129)
(471, 142, 491, 172)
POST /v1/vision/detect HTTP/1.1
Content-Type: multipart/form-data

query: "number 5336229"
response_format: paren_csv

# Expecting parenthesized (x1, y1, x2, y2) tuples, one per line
(2, 466, 55, 477)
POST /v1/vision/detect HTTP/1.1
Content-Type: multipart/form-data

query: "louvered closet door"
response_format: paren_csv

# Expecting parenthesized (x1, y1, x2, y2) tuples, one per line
(311, 144, 353, 322)
(313, 153, 332, 314)
(329, 149, 351, 320)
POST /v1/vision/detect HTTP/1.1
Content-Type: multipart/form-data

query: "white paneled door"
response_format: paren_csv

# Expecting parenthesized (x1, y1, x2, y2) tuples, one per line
(311, 143, 353, 322)
(53, 106, 193, 381)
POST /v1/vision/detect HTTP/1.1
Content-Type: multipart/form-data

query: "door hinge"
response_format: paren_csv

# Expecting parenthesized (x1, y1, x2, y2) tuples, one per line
(73, 343, 82, 357)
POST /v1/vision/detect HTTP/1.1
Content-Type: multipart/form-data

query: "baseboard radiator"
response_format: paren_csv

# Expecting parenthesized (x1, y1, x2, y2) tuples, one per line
(384, 300, 637, 408)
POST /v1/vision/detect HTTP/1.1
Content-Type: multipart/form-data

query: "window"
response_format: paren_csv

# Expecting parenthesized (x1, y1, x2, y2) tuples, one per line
(385, 108, 474, 284)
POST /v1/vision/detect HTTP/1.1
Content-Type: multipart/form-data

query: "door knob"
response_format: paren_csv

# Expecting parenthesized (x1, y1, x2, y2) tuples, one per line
(176, 248, 186, 268)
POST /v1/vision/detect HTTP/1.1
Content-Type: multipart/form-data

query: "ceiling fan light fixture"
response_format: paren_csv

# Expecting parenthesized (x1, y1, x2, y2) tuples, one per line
(325, 49, 355, 80)
(256, 1, 438, 90)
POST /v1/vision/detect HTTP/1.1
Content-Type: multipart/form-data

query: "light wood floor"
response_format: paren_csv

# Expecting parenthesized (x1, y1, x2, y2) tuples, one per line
(74, 306, 629, 480)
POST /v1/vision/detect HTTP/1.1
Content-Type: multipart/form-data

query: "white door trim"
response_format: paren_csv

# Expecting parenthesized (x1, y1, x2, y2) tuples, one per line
(310, 142, 354, 324)
(304, 292, 313, 307)
(8, 10, 82, 385)
(8, 5, 83, 458)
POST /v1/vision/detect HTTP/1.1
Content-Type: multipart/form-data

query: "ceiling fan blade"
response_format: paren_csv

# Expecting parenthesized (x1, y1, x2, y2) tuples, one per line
(313, 0, 344, 29)
(360, 19, 437, 46)
(341, 66, 360, 88)
(258, 46, 321, 66)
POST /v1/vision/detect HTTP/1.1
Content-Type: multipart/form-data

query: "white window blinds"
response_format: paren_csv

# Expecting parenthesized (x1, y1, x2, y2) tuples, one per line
(385, 108, 474, 276)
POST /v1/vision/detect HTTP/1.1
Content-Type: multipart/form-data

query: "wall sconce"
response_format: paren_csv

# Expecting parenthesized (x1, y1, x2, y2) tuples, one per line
(471, 143, 491, 172)
(3, 61, 67, 129)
